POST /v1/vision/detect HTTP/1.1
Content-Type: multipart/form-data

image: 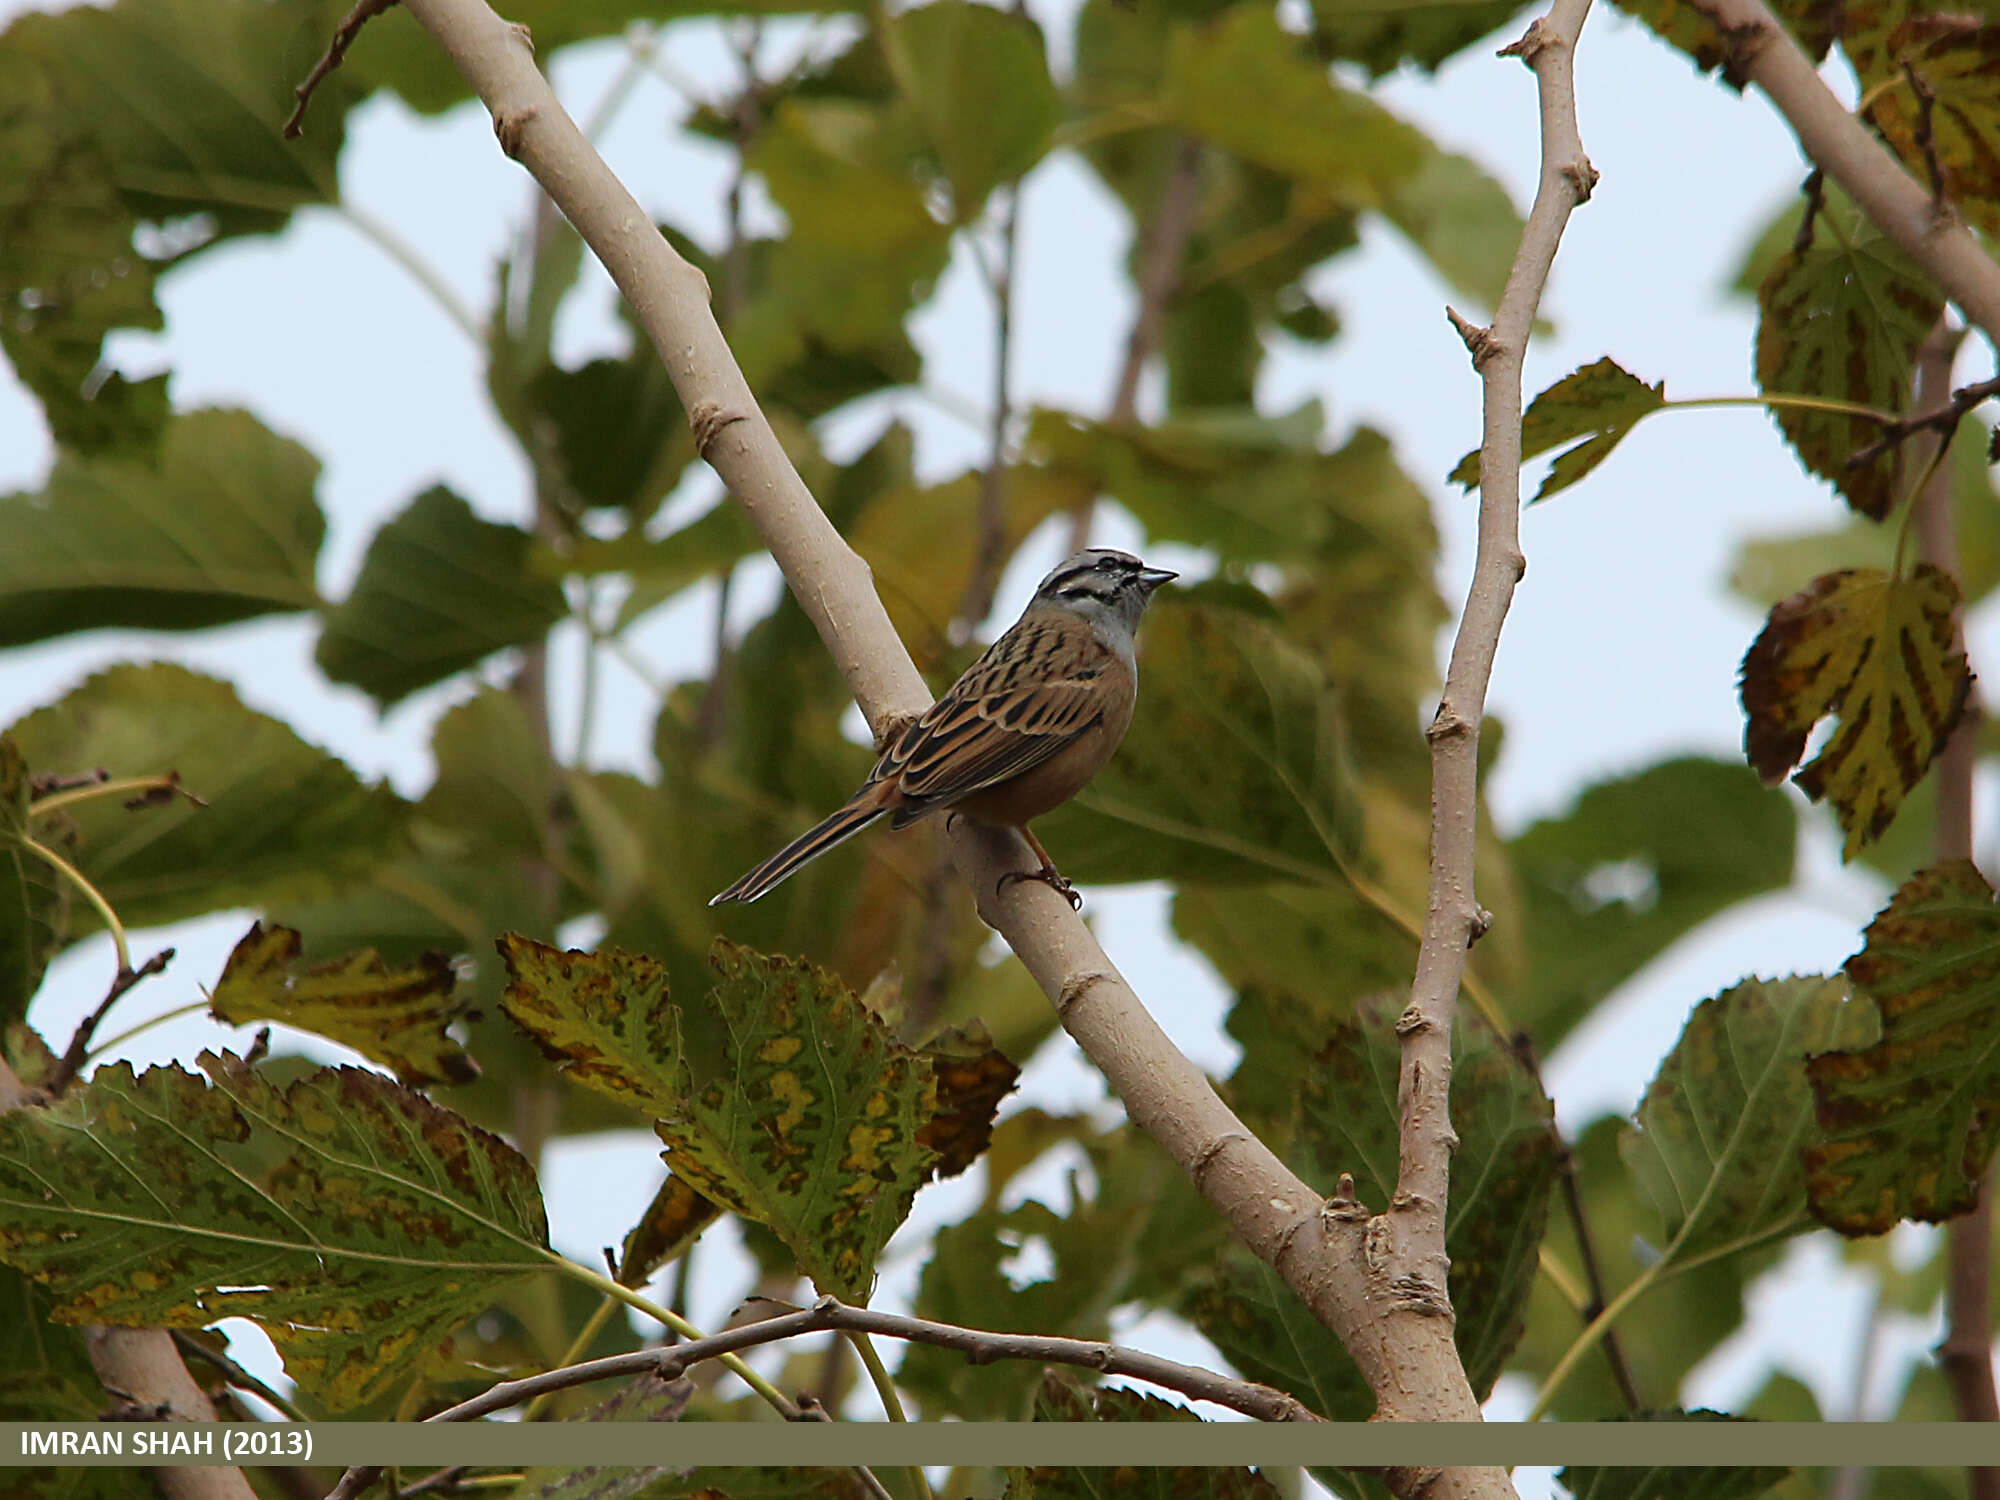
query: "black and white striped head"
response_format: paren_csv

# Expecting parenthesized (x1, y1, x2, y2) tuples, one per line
(1032, 549, 1177, 635)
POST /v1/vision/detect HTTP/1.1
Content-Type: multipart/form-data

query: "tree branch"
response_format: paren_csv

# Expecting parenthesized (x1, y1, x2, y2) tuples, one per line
(45, 947, 174, 1097)
(414, 1296, 1322, 1425)
(1397, 0, 1595, 1355)
(392, 0, 1505, 1478)
(1067, 132, 1204, 552)
(1697, 0, 2000, 352)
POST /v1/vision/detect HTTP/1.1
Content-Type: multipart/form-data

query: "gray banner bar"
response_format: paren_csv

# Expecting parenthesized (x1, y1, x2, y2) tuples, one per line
(5, 1423, 1999, 1469)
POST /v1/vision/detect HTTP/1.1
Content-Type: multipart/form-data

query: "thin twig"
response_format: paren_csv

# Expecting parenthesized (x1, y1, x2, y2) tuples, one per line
(1394, 0, 1596, 1358)
(1512, 1038, 1641, 1410)
(284, 0, 399, 138)
(169, 1331, 307, 1424)
(1067, 133, 1203, 552)
(401, 1295, 1322, 1426)
(960, 185, 1022, 630)
(1846, 375, 2000, 471)
(45, 948, 174, 1097)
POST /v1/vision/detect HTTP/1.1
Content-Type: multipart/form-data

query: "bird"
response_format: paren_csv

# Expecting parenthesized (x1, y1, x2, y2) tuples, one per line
(709, 547, 1178, 909)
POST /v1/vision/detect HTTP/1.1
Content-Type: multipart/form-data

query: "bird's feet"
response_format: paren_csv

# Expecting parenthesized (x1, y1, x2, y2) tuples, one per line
(996, 864, 1083, 911)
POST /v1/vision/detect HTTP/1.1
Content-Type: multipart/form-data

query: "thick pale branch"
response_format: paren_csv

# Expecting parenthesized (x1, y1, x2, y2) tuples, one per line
(394, 0, 1501, 1469)
(1394, 0, 1595, 1347)
(1698, 0, 2000, 351)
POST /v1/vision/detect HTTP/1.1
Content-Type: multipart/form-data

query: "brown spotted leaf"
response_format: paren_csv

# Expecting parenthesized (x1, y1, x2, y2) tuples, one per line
(915, 1020, 1020, 1181)
(498, 935, 941, 1301)
(496, 934, 687, 1118)
(1739, 566, 1970, 858)
(616, 1174, 721, 1287)
(1853, 15, 2000, 240)
(1449, 357, 1667, 500)
(208, 921, 476, 1087)
(0, 1052, 550, 1410)
(1754, 187, 1943, 519)
(1807, 859, 2000, 1233)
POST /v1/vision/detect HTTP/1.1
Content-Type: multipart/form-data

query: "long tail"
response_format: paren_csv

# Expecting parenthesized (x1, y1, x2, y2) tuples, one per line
(709, 799, 889, 905)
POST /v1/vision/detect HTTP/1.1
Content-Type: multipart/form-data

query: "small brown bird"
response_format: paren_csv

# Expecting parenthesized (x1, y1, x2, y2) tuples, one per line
(710, 548, 1177, 908)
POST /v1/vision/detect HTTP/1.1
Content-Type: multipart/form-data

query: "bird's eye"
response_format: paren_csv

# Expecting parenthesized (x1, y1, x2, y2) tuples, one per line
(1096, 557, 1117, 571)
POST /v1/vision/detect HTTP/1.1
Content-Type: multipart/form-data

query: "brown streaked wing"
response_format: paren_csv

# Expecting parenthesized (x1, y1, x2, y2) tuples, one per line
(879, 624, 1113, 812)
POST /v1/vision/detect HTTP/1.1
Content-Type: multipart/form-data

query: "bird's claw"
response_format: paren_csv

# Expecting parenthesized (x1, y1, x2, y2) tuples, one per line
(996, 867, 1083, 911)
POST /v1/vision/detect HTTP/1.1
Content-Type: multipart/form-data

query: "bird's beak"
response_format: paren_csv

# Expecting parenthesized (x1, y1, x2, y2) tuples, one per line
(1138, 567, 1178, 591)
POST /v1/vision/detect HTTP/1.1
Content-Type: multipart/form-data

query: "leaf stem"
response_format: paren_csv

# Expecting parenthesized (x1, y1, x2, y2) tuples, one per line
(21, 835, 130, 973)
(522, 1290, 623, 1421)
(1525, 1255, 1660, 1421)
(337, 201, 484, 345)
(82, 1000, 208, 1065)
(541, 1253, 796, 1415)
(847, 1330, 931, 1500)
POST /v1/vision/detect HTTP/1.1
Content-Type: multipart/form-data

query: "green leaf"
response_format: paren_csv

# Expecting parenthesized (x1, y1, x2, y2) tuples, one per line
(1754, 187, 1943, 519)
(0, 409, 324, 646)
(315, 486, 568, 707)
(888, 0, 1059, 219)
(573, 501, 763, 631)
(1510, 1115, 1754, 1418)
(8, 663, 406, 933)
(1180, 888, 1419, 1129)
(1739, 566, 1971, 859)
(208, 921, 476, 1088)
(1194, 998, 1556, 1415)
(420, 688, 552, 862)
(347, 0, 862, 119)
(1806, 859, 2000, 1232)
(750, 94, 953, 296)
(1381, 146, 1525, 313)
(515, 1374, 692, 1500)
(0, 1052, 550, 1409)
(0, 0, 358, 451)
(899, 1203, 1127, 1420)
(1562, 1421, 1789, 1500)
(525, 354, 693, 518)
(1508, 757, 1799, 1047)
(1449, 357, 1667, 499)
(1309, 0, 1530, 75)
(1160, 6, 1426, 202)
(851, 465, 1084, 665)
(1620, 976, 1878, 1266)
(1009, 1378, 1281, 1500)
(0, 739, 64, 1028)
(1034, 599, 1363, 885)
(497, 936, 943, 1301)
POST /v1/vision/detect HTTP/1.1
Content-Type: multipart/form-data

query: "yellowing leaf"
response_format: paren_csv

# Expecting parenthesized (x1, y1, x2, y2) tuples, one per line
(208, 921, 476, 1087)
(1807, 859, 2000, 1233)
(1739, 566, 1970, 858)
(1449, 357, 1666, 500)
(1856, 15, 2000, 240)
(0, 1053, 550, 1409)
(1754, 189, 1942, 519)
(496, 936, 1009, 1301)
